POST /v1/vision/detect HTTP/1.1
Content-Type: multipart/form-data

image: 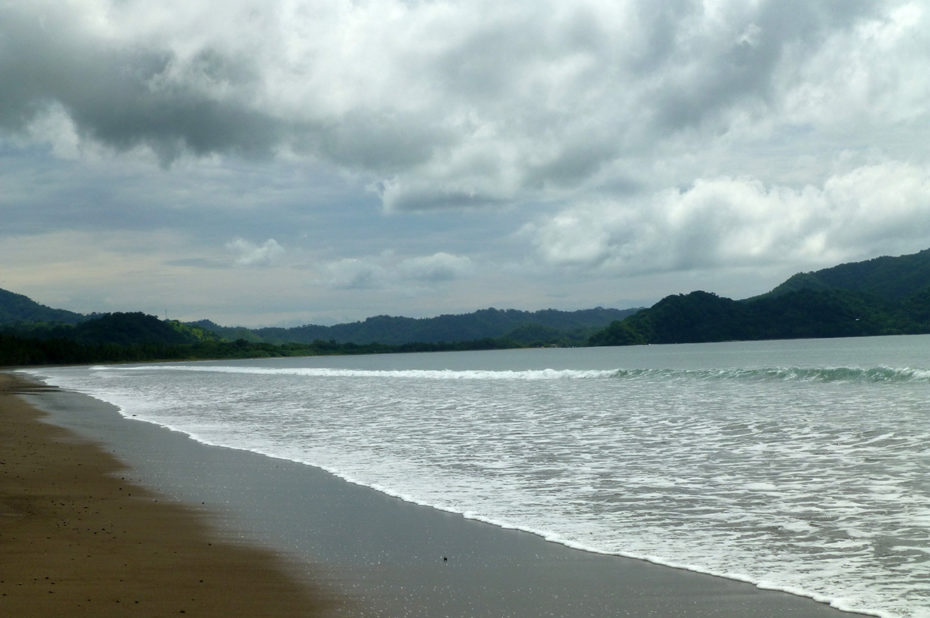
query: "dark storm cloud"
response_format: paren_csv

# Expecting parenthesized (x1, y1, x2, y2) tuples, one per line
(0, 5, 286, 162)
(650, 0, 880, 131)
(0, 0, 901, 197)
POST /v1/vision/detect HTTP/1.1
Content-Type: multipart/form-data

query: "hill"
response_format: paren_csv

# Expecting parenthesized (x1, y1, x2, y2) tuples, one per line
(7, 246, 930, 359)
(0, 312, 228, 366)
(196, 307, 639, 346)
(0, 289, 85, 325)
(589, 248, 930, 346)
(0, 286, 636, 349)
(766, 248, 930, 301)
(0, 287, 641, 365)
(4, 311, 217, 346)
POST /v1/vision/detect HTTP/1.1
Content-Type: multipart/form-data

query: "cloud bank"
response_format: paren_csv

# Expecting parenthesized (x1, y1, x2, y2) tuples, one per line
(1, 0, 928, 323)
(529, 163, 930, 275)
(324, 252, 473, 290)
(227, 238, 285, 266)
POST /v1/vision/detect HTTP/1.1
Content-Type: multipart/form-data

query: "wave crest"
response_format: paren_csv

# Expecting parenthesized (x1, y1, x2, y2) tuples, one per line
(96, 363, 930, 384)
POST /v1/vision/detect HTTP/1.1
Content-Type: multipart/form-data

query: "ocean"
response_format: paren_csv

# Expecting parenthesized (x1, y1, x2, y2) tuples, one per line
(24, 335, 930, 617)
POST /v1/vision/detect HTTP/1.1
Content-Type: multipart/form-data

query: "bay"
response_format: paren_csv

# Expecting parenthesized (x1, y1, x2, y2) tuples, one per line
(25, 335, 930, 618)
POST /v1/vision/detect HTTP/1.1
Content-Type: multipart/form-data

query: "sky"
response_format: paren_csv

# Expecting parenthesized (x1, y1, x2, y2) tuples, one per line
(2, 0, 929, 327)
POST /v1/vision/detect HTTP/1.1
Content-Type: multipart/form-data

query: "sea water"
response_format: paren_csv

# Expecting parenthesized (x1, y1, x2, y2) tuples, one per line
(24, 336, 930, 617)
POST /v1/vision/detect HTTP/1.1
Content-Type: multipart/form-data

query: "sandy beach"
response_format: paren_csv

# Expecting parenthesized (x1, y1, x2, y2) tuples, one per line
(0, 373, 342, 616)
(3, 370, 870, 617)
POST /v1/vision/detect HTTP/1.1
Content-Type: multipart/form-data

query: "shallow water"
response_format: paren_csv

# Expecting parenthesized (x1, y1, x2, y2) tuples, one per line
(26, 336, 930, 618)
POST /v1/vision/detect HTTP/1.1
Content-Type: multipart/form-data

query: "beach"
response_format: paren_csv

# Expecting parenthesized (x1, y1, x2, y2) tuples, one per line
(2, 370, 870, 617)
(0, 373, 342, 616)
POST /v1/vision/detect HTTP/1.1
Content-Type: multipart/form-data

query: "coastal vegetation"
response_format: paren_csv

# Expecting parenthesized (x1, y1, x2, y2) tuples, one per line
(3, 248, 930, 365)
(0, 304, 635, 366)
(589, 249, 930, 346)
(193, 306, 634, 346)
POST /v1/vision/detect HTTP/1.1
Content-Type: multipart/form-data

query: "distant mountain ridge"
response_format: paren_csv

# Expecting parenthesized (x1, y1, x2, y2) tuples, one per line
(589, 248, 930, 346)
(6, 246, 930, 358)
(198, 306, 639, 346)
(0, 285, 638, 349)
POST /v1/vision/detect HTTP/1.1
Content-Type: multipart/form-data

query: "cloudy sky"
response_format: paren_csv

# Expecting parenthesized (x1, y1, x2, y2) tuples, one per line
(2, 0, 928, 326)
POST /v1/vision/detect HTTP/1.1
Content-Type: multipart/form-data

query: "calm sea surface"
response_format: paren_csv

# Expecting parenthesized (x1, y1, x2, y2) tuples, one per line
(26, 336, 930, 617)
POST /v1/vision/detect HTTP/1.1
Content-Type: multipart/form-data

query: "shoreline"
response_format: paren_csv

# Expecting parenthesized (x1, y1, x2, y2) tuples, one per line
(8, 370, 873, 616)
(0, 373, 344, 616)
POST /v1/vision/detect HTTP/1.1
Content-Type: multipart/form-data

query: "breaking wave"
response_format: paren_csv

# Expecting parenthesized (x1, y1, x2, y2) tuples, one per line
(103, 363, 930, 384)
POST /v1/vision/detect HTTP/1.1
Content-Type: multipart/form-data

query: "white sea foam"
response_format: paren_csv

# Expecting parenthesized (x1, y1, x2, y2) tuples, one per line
(95, 362, 930, 385)
(116, 364, 618, 380)
(24, 339, 930, 618)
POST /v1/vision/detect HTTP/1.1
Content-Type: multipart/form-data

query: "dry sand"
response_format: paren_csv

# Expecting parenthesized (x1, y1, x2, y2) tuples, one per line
(0, 373, 342, 617)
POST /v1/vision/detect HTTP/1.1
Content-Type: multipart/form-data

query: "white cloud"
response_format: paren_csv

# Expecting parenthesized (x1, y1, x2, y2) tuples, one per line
(324, 257, 386, 289)
(820, 162, 930, 252)
(24, 103, 84, 160)
(226, 238, 285, 266)
(775, 2, 930, 132)
(323, 251, 474, 288)
(399, 252, 474, 282)
(530, 162, 930, 275)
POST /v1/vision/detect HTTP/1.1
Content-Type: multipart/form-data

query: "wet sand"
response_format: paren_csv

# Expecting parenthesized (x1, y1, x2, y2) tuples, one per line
(6, 370, 871, 617)
(0, 373, 342, 616)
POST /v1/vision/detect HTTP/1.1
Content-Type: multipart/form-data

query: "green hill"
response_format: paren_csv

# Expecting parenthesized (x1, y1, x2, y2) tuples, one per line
(0, 287, 641, 365)
(199, 307, 640, 346)
(70, 313, 213, 346)
(0, 289, 85, 325)
(590, 249, 930, 346)
(7, 312, 216, 346)
(7, 246, 930, 359)
(0, 312, 225, 366)
(766, 248, 930, 301)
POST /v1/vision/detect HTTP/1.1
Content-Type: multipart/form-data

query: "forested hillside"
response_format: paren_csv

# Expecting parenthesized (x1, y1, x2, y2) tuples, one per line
(233, 307, 638, 345)
(0, 289, 85, 325)
(765, 248, 930, 301)
(590, 249, 930, 346)
(0, 289, 638, 365)
(5, 246, 930, 363)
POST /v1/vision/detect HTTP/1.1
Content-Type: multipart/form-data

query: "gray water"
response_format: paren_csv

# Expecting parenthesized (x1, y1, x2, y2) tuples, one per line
(25, 336, 930, 617)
